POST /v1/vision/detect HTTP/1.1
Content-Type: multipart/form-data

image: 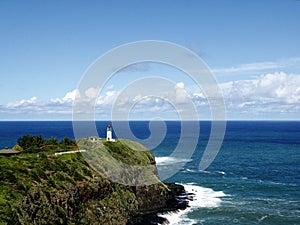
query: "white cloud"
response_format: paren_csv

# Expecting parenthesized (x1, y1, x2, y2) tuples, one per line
(2, 72, 300, 120)
(213, 61, 280, 74)
(51, 89, 80, 104)
(106, 84, 114, 90)
(96, 90, 119, 106)
(133, 94, 143, 102)
(174, 82, 189, 104)
(6, 96, 38, 108)
(213, 57, 300, 75)
(222, 72, 300, 113)
(175, 82, 185, 89)
(85, 87, 99, 99)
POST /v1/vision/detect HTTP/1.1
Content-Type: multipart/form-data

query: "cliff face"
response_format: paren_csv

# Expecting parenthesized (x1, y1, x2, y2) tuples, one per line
(0, 139, 186, 225)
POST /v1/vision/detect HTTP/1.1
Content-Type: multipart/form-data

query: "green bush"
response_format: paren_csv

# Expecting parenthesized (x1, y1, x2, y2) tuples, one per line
(17, 135, 77, 152)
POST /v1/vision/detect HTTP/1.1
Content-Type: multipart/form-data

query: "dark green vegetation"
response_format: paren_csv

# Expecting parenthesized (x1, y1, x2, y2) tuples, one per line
(17, 135, 77, 153)
(0, 137, 184, 225)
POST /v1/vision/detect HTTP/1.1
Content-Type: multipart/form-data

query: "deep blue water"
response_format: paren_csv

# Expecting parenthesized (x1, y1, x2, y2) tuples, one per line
(0, 121, 299, 224)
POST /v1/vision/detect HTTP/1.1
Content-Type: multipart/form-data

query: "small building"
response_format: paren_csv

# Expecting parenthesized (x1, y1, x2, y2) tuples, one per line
(88, 136, 99, 142)
(106, 124, 115, 142)
(0, 147, 20, 156)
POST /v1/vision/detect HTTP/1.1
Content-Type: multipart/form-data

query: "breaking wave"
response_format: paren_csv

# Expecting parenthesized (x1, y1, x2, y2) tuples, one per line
(159, 183, 227, 225)
(155, 157, 192, 165)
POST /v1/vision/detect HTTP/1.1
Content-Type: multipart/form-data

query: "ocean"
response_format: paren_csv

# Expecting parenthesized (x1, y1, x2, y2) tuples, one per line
(0, 121, 299, 224)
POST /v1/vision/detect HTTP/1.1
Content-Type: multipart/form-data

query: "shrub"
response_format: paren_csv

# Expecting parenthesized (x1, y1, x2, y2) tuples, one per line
(12, 145, 23, 152)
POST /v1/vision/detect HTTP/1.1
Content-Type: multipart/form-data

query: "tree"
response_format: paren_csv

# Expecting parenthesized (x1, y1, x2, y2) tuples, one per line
(18, 135, 35, 150)
(59, 137, 76, 146)
(17, 135, 46, 150)
(17, 135, 77, 152)
(47, 137, 57, 145)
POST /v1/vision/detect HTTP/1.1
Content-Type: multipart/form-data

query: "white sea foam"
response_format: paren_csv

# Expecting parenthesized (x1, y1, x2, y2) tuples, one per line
(159, 183, 227, 225)
(199, 170, 226, 175)
(155, 157, 192, 165)
(215, 171, 226, 175)
(182, 168, 197, 173)
(184, 184, 227, 208)
(159, 210, 197, 225)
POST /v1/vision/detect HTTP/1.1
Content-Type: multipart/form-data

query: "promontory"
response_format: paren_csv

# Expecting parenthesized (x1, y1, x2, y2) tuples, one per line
(0, 136, 188, 224)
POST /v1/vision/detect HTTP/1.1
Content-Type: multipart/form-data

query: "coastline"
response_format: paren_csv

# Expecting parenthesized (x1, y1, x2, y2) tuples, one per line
(0, 137, 192, 225)
(157, 183, 228, 225)
(132, 183, 190, 225)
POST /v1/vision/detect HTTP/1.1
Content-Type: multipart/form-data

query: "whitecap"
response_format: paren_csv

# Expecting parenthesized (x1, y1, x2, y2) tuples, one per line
(199, 170, 212, 174)
(159, 183, 228, 225)
(155, 157, 192, 165)
(184, 183, 227, 208)
(159, 210, 197, 225)
(199, 170, 226, 175)
(181, 168, 197, 173)
(215, 171, 226, 175)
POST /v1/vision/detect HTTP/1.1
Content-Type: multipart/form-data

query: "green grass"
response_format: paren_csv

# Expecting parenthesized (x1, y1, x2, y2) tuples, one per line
(78, 139, 160, 186)
(0, 138, 163, 224)
(103, 139, 155, 166)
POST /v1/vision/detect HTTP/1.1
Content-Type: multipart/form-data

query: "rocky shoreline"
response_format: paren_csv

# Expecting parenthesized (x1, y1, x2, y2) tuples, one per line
(132, 183, 192, 225)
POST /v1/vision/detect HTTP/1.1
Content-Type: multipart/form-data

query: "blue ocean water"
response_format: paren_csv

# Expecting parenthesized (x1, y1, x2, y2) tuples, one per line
(0, 121, 299, 224)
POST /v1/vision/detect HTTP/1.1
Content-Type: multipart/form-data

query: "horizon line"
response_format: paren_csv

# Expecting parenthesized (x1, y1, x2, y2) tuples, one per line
(0, 119, 299, 122)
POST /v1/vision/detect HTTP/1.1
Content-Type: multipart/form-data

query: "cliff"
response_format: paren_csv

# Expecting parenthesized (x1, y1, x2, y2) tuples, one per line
(0, 139, 187, 225)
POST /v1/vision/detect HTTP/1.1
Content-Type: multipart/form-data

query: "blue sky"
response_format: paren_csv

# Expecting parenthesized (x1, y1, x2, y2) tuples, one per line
(1, 0, 300, 120)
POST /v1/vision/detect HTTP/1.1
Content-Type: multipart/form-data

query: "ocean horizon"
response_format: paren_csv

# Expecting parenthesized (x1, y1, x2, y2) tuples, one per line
(0, 121, 299, 224)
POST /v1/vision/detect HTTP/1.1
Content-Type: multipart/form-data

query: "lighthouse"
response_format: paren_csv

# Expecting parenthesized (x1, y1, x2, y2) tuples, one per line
(106, 124, 115, 142)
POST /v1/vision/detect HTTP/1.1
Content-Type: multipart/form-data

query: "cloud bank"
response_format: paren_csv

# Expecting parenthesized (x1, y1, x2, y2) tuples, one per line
(221, 72, 300, 117)
(1, 72, 300, 120)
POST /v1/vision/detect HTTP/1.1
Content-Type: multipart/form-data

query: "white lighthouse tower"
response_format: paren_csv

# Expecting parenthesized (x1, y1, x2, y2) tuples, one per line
(106, 124, 115, 142)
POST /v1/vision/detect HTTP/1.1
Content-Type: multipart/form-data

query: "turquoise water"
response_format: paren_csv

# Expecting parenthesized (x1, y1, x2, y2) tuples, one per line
(0, 121, 299, 224)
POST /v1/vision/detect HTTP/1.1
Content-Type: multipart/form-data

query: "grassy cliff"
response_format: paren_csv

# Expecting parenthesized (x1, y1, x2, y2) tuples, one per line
(0, 138, 183, 225)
